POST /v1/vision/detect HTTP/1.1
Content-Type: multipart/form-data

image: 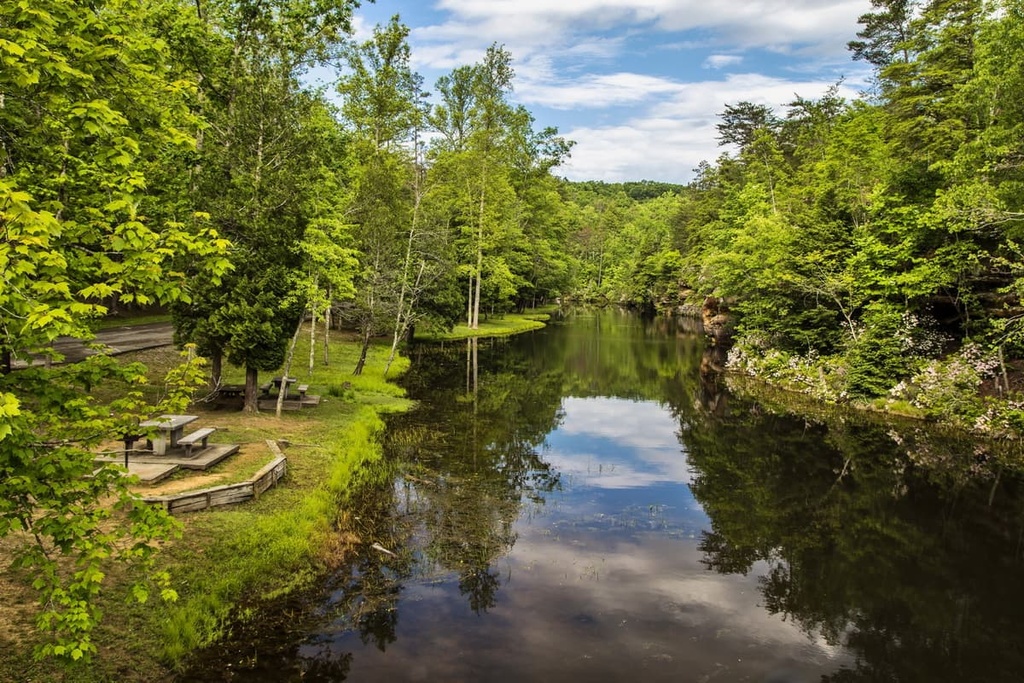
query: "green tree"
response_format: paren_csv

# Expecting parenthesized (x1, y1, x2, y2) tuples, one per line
(336, 15, 444, 375)
(505, 108, 575, 310)
(170, 0, 359, 409)
(0, 0, 228, 659)
(429, 45, 522, 329)
(847, 0, 916, 68)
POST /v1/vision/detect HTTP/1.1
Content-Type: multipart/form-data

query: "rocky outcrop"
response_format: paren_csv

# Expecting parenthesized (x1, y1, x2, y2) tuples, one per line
(673, 288, 703, 318)
(701, 296, 735, 345)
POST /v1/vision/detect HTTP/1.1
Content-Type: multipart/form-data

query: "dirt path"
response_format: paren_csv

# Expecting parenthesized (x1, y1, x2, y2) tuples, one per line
(15, 322, 175, 367)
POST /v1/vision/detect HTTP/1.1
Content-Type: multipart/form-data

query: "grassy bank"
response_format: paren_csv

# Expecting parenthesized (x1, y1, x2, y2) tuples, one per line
(1, 330, 411, 682)
(1, 312, 552, 681)
(415, 309, 553, 342)
(149, 333, 413, 675)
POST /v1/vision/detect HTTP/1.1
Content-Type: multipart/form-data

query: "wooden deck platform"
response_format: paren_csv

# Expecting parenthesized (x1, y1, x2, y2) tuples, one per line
(95, 443, 240, 484)
(142, 441, 287, 514)
(256, 394, 321, 411)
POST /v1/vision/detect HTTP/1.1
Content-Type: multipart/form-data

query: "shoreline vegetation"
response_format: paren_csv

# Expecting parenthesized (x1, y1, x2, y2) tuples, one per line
(0, 312, 550, 682)
(708, 318, 1024, 446)
(2, 305, 1018, 681)
(414, 310, 552, 342)
(659, 300, 1024, 457)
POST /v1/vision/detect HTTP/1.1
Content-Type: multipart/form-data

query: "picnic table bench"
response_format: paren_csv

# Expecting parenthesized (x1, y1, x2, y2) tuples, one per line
(139, 414, 198, 455)
(261, 377, 307, 397)
(178, 427, 217, 458)
(215, 384, 245, 398)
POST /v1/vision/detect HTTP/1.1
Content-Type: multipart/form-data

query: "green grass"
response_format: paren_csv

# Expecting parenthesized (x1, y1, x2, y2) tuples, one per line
(93, 313, 172, 330)
(150, 333, 411, 668)
(415, 309, 551, 342)
(0, 315, 549, 681)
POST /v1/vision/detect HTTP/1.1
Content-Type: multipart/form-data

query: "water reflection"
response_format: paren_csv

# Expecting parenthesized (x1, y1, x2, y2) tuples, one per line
(686, 405, 1024, 682)
(181, 310, 1024, 682)
(548, 397, 693, 489)
(297, 390, 849, 682)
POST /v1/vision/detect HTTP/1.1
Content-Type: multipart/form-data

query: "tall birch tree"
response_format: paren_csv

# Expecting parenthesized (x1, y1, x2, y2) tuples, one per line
(337, 15, 444, 375)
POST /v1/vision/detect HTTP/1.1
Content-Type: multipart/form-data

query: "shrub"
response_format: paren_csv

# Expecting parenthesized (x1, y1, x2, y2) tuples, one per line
(844, 305, 947, 398)
(888, 342, 997, 426)
(727, 336, 848, 402)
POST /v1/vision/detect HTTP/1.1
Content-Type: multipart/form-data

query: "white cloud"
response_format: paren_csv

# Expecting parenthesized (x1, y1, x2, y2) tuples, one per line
(557, 73, 863, 182)
(349, 13, 373, 41)
(548, 398, 694, 488)
(426, 0, 872, 58)
(703, 54, 742, 69)
(561, 121, 718, 184)
(652, 72, 862, 118)
(519, 72, 686, 110)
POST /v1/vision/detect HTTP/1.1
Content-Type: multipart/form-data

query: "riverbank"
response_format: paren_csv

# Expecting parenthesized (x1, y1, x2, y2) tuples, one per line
(0, 334, 410, 682)
(414, 309, 552, 342)
(0, 314, 552, 682)
(720, 332, 1024, 448)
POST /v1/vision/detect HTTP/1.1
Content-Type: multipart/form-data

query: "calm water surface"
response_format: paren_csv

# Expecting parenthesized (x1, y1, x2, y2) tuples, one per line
(184, 310, 1024, 682)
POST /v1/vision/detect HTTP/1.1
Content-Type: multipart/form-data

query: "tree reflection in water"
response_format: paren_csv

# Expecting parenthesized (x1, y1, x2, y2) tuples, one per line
(685, 396, 1024, 682)
(181, 310, 1024, 682)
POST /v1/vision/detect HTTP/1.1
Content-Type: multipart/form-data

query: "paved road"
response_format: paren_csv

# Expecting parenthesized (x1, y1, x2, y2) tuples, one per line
(16, 322, 175, 367)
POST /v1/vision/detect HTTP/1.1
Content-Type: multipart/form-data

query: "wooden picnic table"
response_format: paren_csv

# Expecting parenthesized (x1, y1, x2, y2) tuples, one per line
(261, 376, 297, 395)
(139, 414, 198, 455)
(214, 384, 245, 399)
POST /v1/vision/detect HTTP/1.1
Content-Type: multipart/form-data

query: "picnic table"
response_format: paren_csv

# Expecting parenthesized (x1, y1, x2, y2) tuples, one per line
(215, 384, 245, 398)
(261, 376, 297, 394)
(139, 414, 198, 455)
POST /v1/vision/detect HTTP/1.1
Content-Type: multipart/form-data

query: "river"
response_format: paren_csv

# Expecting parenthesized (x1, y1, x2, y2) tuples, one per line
(184, 309, 1024, 682)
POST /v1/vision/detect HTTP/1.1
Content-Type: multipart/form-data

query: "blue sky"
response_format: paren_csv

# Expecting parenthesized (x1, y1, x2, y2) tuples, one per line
(344, 1, 875, 184)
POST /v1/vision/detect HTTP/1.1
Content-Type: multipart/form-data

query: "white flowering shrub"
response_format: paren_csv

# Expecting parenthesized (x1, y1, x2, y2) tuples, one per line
(973, 399, 1024, 439)
(727, 336, 848, 402)
(888, 342, 997, 426)
(730, 330, 1024, 441)
(896, 311, 948, 357)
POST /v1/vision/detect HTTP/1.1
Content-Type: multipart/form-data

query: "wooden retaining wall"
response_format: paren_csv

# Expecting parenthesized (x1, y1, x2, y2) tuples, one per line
(143, 440, 287, 515)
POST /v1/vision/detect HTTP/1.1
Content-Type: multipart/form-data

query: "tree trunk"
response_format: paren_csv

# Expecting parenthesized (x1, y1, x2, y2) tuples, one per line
(308, 307, 316, 376)
(353, 326, 372, 376)
(1, 349, 10, 375)
(210, 349, 223, 389)
(278, 315, 303, 418)
(472, 251, 482, 330)
(323, 300, 331, 366)
(384, 324, 402, 378)
(385, 262, 426, 377)
(471, 157, 486, 330)
(244, 365, 259, 413)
